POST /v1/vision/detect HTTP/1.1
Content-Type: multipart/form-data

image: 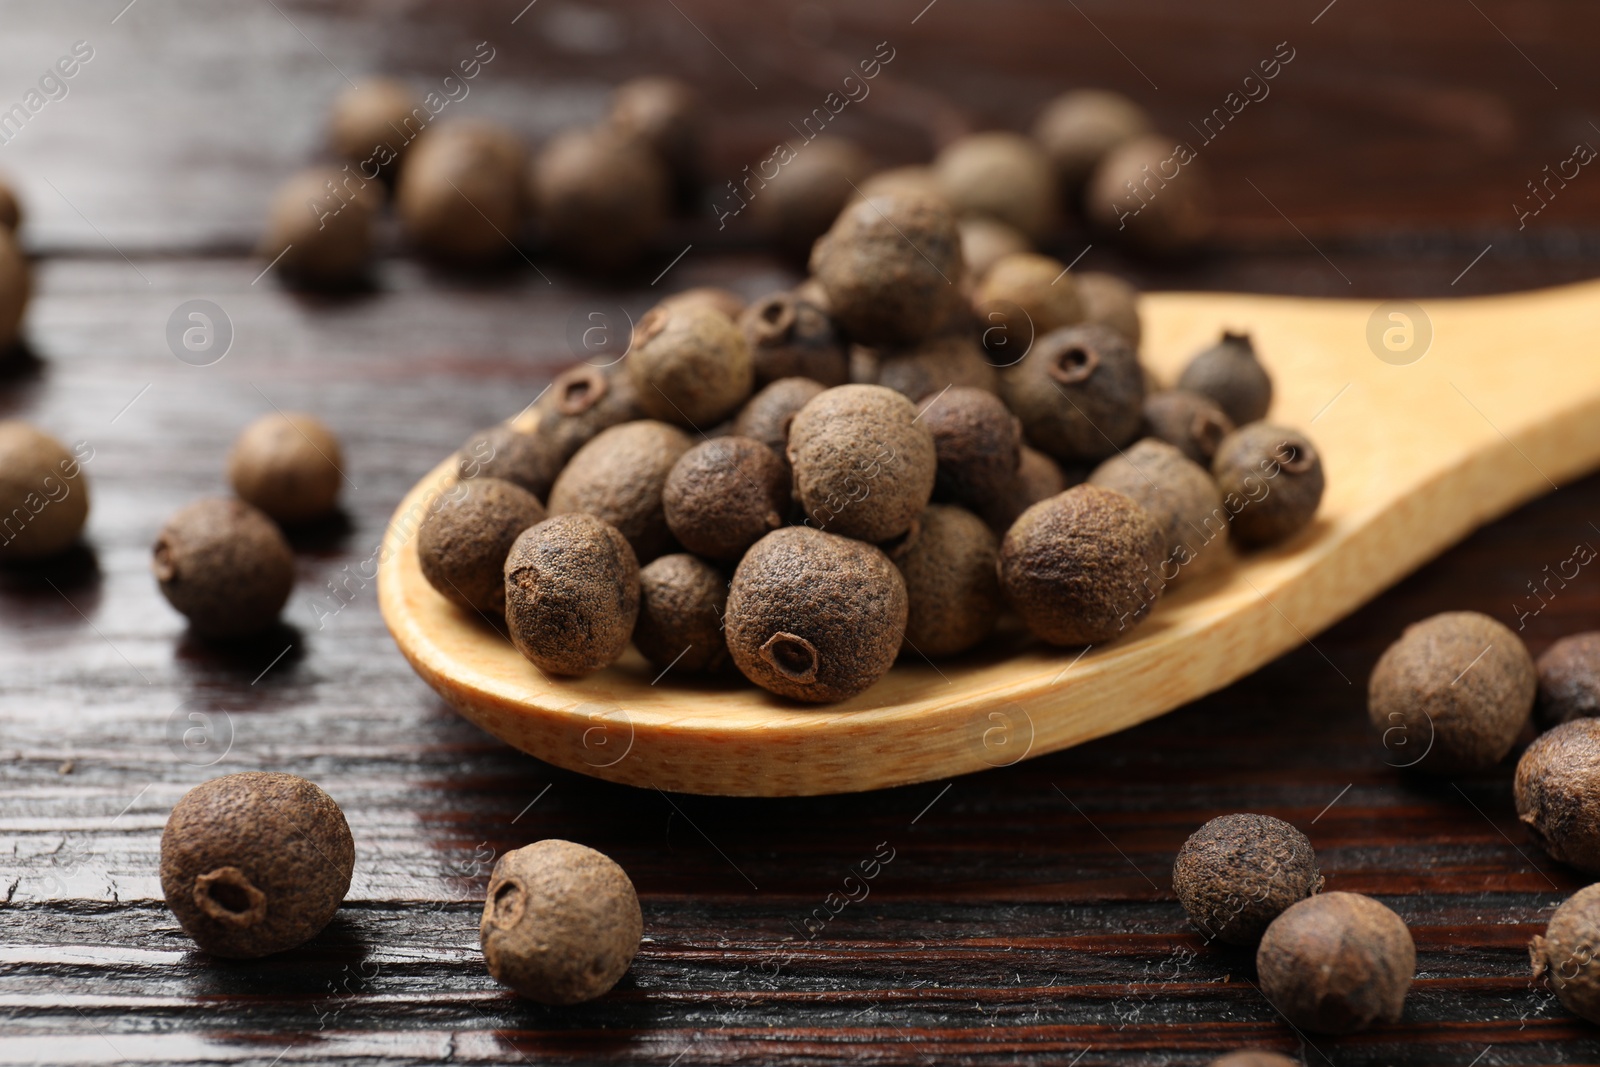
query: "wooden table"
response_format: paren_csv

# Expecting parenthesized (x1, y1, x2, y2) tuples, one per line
(4, 1, 1600, 1063)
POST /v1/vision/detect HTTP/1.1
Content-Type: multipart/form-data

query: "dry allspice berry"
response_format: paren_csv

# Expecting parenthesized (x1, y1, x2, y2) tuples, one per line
(998, 484, 1165, 646)
(258, 167, 375, 289)
(547, 420, 693, 562)
(531, 365, 642, 465)
(1178, 330, 1274, 426)
(1536, 632, 1600, 727)
(153, 498, 294, 639)
(531, 125, 669, 271)
(0, 227, 28, 351)
(1256, 892, 1415, 1034)
(888, 505, 1001, 658)
(397, 121, 526, 266)
(1032, 88, 1153, 192)
(733, 376, 827, 473)
(161, 771, 354, 959)
(1207, 1052, 1303, 1067)
(1075, 270, 1142, 347)
(1212, 423, 1326, 547)
(981, 444, 1073, 535)
(456, 421, 564, 501)
(662, 436, 787, 562)
(227, 411, 344, 525)
(1142, 389, 1234, 467)
(751, 136, 871, 259)
(480, 839, 642, 1005)
(1369, 611, 1535, 773)
(933, 131, 1058, 240)
(503, 513, 640, 677)
(628, 302, 753, 428)
(916, 386, 1022, 517)
(1090, 438, 1229, 579)
(1530, 882, 1600, 1024)
(608, 75, 702, 207)
(972, 252, 1084, 349)
(738, 291, 848, 388)
(0, 421, 89, 561)
(633, 553, 728, 675)
(1086, 135, 1216, 255)
(1001, 322, 1145, 464)
(875, 335, 999, 402)
(725, 527, 908, 703)
(1515, 718, 1600, 874)
(328, 77, 418, 173)
(958, 217, 1031, 281)
(1172, 813, 1323, 946)
(418, 476, 546, 614)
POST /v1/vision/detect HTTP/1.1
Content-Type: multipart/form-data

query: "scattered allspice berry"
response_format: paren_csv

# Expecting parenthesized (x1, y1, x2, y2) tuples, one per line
(480, 839, 642, 1005)
(973, 252, 1084, 349)
(160, 771, 354, 959)
(787, 384, 937, 543)
(608, 75, 702, 208)
(531, 125, 670, 271)
(1178, 331, 1274, 426)
(327, 78, 418, 174)
(1075, 270, 1142, 347)
(547, 420, 692, 563)
(257, 167, 376, 289)
(0, 422, 89, 561)
(876, 334, 999, 402)
(397, 121, 526, 266)
(958, 217, 1031, 281)
(733, 376, 827, 474)
(0, 227, 31, 350)
(999, 484, 1165, 645)
(751, 136, 871, 258)
(933, 131, 1058, 240)
(456, 421, 563, 501)
(628, 302, 754, 428)
(1212, 423, 1325, 547)
(1000, 323, 1145, 464)
(418, 476, 546, 615)
(1086, 135, 1215, 255)
(662, 436, 788, 562)
(1256, 892, 1415, 1034)
(1090, 438, 1228, 579)
(633, 553, 729, 675)
(1515, 718, 1600, 874)
(503, 513, 640, 676)
(888, 505, 1001, 658)
(1142, 389, 1234, 467)
(1172, 813, 1323, 946)
(531, 365, 642, 464)
(1207, 1052, 1303, 1067)
(1032, 89, 1153, 192)
(1368, 612, 1535, 773)
(981, 444, 1073, 535)
(738, 291, 848, 388)
(1537, 632, 1600, 727)
(227, 412, 345, 525)
(1530, 882, 1600, 1024)
(153, 498, 294, 639)
(916, 386, 1022, 517)
(725, 527, 907, 703)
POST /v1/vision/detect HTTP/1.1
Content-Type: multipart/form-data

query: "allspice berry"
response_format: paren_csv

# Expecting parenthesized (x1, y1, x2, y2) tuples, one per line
(397, 121, 526, 265)
(973, 253, 1084, 355)
(733, 377, 826, 473)
(0, 226, 32, 350)
(1369, 612, 1535, 773)
(1076, 270, 1142, 346)
(1530, 883, 1600, 1023)
(856, 165, 944, 205)
(787, 384, 937, 543)
(1032, 89, 1153, 191)
(998, 484, 1165, 646)
(480, 839, 642, 1005)
(418, 477, 546, 614)
(888, 505, 1001, 658)
(875, 335, 999, 402)
(810, 192, 963, 348)
(725, 527, 907, 703)
(0, 174, 22, 232)
(1536, 632, 1600, 727)
(751, 136, 871, 258)
(933, 131, 1058, 239)
(981, 444, 1072, 535)
(227, 412, 344, 525)
(1086, 135, 1215, 255)
(1256, 892, 1415, 1034)
(532, 365, 642, 464)
(1179, 331, 1274, 426)
(531, 125, 670, 270)
(160, 771, 354, 959)
(1207, 1054, 1300, 1067)
(609, 76, 702, 207)
(153, 498, 294, 639)
(328, 78, 418, 174)
(503, 513, 640, 676)
(1515, 719, 1600, 874)
(1213, 423, 1326, 547)
(657, 286, 745, 322)
(0, 422, 89, 561)
(916, 386, 1021, 516)
(634, 553, 728, 675)
(738, 292, 848, 388)
(547, 420, 692, 562)
(1172, 813, 1322, 946)
(456, 422, 563, 501)
(258, 167, 376, 289)
(1090, 438, 1228, 579)
(628, 302, 754, 428)
(959, 217, 1031, 282)
(1000, 323, 1145, 464)
(662, 436, 787, 561)
(1142, 389, 1234, 466)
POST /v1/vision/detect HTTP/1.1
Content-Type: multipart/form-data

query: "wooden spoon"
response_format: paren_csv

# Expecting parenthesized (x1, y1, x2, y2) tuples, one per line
(378, 282, 1600, 796)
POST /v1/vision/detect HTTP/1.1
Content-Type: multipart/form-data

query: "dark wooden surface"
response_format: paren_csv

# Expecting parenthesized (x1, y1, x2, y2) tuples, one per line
(5, 1, 1600, 1064)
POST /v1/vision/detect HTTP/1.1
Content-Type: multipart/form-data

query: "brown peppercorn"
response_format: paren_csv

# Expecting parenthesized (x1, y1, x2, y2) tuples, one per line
(981, 444, 1074, 535)
(0, 226, 31, 350)
(1516, 719, 1600, 874)
(1207, 1053, 1301, 1067)
(609, 76, 702, 208)
(1086, 135, 1215, 255)
(504, 513, 640, 676)
(1369, 611, 1535, 773)
(657, 286, 745, 322)
(1000, 322, 1145, 464)
(1090, 438, 1229, 579)
(787, 384, 937, 543)
(1075, 270, 1142, 347)
(1537, 632, 1600, 727)
(153, 498, 294, 639)
(628, 302, 754, 428)
(0, 174, 21, 232)
(973, 253, 1084, 355)
(396, 121, 526, 266)
(328, 78, 418, 174)
(257, 168, 376, 290)
(455, 421, 563, 501)
(1142, 389, 1234, 466)
(634, 553, 728, 675)
(1032, 89, 1154, 192)
(0, 422, 89, 561)
(809, 192, 964, 348)
(958, 217, 1031, 282)
(1179, 331, 1274, 426)
(738, 291, 848, 388)
(1530, 882, 1600, 1023)
(888, 505, 1001, 658)
(751, 136, 872, 258)
(916, 386, 1022, 515)
(662, 436, 787, 562)
(876, 335, 999, 402)
(160, 771, 354, 959)
(480, 839, 642, 1005)
(1212, 423, 1326, 547)
(418, 477, 546, 614)
(227, 412, 344, 525)
(547, 420, 692, 563)
(998, 484, 1165, 645)
(1172, 813, 1323, 946)
(532, 125, 670, 271)
(1257, 892, 1415, 1034)
(733, 377, 826, 474)
(531, 365, 643, 464)
(725, 526, 907, 703)
(933, 131, 1058, 239)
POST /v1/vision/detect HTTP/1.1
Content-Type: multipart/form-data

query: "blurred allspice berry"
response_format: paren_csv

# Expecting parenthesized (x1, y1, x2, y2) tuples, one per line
(0, 173, 22, 232)
(1085, 135, 1215, 255)
(531, 125, 669, 271)
(258, 168, 377, 290)
(327, 78, 418, 175)
(0, 226, 31, 350)
(1142, 389, 1234, 466)
(1179, 330, 1274, 426)
(0, 421, 89, 561)
(397, 121, 527, 266)
(738, 291, 848, 388)
(227, 412, 345, 525)
(1032, 89, 1154, 193)
(751, 136, 871, 259)
(1212, 423, 1325, 547)
(608, 75, 703, 209)
(933, 131, 1058, 240)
